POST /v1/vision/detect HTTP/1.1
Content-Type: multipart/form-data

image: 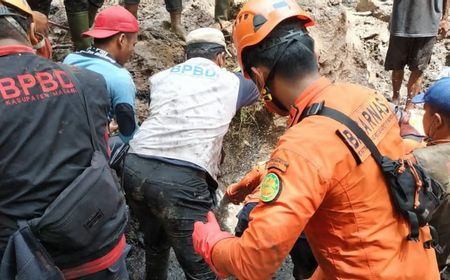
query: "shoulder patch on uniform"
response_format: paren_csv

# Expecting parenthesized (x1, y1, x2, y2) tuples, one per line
(260, 173, 282, 203)
(267, 157, 289, 173)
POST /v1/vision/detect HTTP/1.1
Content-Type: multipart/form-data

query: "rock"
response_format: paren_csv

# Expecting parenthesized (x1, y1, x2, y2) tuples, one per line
(342, 0, 359, 8)
(356, 0, 391, 22)
(362, 32, 379, 40)
(356, 0, 376, 12)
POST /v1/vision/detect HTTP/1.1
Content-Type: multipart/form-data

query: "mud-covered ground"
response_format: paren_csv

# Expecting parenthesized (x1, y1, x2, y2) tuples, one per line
(48, 0, 449, 278)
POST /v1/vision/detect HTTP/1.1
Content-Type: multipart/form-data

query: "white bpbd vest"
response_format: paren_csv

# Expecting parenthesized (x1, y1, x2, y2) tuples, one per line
(130, 58, 240, 179)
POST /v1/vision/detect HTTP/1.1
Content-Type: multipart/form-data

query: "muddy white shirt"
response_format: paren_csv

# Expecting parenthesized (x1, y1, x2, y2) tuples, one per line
(129, 58, 256, 179)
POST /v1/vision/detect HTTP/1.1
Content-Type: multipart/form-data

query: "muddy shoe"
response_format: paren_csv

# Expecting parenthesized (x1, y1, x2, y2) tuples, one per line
(171, 24, 186, 41)
(170, 11, 186, 41)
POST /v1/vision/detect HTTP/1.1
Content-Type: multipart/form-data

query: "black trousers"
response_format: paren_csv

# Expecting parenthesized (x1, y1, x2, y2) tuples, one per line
(27, 0, 104, 16)
(164, 0, 182, 12)
(123, 154, 217, 280)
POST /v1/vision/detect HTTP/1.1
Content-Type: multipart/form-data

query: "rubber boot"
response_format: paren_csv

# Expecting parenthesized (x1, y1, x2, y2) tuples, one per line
(125, 3, 139, 18)
(88, 4, 99, 27)
(214, 0, 229, 22)
(66, 11, 92, 51)
(170, 11, 186, 41)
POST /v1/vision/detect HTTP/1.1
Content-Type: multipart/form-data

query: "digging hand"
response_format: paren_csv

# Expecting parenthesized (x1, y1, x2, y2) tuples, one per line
(193, 211, 234, 278)
(225, 163, 267, 204)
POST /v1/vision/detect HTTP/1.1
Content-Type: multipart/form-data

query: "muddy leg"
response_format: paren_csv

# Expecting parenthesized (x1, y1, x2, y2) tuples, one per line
(406, 70, 423, 109)
(164, 0, 186, 40)
(392, 70, 404, 105)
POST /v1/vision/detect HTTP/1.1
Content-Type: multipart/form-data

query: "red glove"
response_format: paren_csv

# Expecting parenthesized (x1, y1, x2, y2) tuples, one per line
(193, 212, 234, 278)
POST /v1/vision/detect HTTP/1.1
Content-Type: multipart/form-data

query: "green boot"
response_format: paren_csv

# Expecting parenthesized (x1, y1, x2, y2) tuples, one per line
(214, 0, 230, 22)
(66, 11, 92, 51)
(88, 4, 99, 27)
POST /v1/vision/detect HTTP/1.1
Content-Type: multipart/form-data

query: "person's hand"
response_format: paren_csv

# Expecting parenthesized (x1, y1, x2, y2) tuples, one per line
(438, 18, 448, 40)
(225, 183, 245, 204)
(109, 119, 119, 134)
(225, 163, 266, 204)
(193, 212, 234, 278)
(32, 11, 49, 37)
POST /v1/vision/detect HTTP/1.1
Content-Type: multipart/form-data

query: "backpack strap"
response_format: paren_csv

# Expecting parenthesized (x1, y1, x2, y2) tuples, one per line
(406, 211, 419, 241)
(301, 102, 424, 243)
(300, 102, 384, 166)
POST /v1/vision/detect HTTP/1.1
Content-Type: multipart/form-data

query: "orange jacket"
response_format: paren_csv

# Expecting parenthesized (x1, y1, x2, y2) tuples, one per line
(212, 77, 439, 280)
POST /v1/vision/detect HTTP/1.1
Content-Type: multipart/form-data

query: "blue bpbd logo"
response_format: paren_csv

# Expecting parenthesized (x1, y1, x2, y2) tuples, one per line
(273, 1, 289, 9)
(170, 63, 217, 78)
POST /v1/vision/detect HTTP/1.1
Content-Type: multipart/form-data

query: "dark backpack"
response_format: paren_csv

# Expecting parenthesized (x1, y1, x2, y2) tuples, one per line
(302, 102, 446, 248)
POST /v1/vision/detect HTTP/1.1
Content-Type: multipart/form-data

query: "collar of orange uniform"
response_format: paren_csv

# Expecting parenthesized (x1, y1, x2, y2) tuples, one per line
(287, 76, 332, 127)
(0, 44, 34, 57)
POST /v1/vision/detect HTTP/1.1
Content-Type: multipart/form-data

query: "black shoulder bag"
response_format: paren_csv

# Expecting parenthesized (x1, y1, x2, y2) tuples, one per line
(27, 65, 128, 261)
(0, 220, 64, 280)
(302, 102, 446, 249)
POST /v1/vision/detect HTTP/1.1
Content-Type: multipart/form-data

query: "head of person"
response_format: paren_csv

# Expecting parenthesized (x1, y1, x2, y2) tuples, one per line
(412, 77, 450, 142)
(233, 0, 317, 116)
(84, 5, 139, 66)
(185, 28, 230, 68)
(0, 0, 39, 47)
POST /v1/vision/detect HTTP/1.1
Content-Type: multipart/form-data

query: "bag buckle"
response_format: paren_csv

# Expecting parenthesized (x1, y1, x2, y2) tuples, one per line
(305, 101, 325, 117)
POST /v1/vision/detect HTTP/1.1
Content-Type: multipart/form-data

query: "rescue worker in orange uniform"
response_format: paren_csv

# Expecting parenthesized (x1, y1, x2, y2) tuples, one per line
(192, 0, 440, 279)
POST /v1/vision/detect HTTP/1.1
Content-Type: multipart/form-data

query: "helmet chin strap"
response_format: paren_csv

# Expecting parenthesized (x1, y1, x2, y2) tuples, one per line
(258, 30, 310, 115)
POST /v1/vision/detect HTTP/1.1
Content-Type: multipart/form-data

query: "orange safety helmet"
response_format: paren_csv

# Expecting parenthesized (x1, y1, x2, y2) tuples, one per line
(0, 0, 33, 17)
(232, 0, 314, 79)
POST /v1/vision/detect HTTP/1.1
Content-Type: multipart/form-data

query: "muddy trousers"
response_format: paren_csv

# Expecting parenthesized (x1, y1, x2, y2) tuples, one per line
(164, 0, 182, 12)
(235, 202, 318, 280)
(123, 154, 217, 280)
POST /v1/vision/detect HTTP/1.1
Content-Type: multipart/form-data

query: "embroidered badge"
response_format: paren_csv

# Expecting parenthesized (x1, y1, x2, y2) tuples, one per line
(260, 173, 282, 203)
